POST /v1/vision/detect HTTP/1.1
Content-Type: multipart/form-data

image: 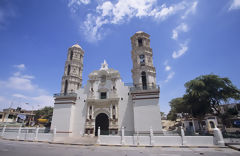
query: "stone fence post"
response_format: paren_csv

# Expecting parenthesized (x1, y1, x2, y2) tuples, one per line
(1, 125, 6, 137)
(97, 127, 101, 144)
(213, 127, 224, 146)
(17, 125, 22, 140)
(150, 127, 154, 146)
(121, 127, 125, 145)
(34, 126, 39, 141)
(180, 126, 186, 145)
(52, 126, 57, 142)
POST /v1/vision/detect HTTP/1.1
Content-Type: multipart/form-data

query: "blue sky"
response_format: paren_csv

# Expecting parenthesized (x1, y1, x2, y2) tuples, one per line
(0, 0, 240, 113)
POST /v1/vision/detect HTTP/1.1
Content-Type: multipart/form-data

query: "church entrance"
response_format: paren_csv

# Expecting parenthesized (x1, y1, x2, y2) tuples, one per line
(95, 113, 109, 136)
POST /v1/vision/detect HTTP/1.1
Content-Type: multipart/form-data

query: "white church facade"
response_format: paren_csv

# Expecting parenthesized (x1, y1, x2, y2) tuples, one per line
(51, 31, 162, 137)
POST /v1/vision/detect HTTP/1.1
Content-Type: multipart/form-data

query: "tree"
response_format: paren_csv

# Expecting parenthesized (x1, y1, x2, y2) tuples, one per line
(168, 74, 240, 129)
(35, 106, 53, 127)
(184, 74, 240, 116)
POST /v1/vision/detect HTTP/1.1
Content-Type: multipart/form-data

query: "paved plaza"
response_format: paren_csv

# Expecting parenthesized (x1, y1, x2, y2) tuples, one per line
(0, 139, 239, 156)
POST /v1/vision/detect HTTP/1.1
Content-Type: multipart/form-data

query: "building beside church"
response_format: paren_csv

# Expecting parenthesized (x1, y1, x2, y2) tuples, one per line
(51, 31, 162, 137)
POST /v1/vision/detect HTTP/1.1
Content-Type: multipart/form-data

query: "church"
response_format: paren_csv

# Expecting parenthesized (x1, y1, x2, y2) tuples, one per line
(51, 31, 162, 137)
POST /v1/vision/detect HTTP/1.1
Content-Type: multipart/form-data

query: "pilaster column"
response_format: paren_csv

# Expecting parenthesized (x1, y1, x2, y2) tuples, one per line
(91, 105, 94, 118)
(110, 104, 112, 119)
(87, 105, 89, 119)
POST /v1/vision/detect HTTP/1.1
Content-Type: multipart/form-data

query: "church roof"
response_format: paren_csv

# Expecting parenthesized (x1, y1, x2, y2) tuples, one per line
(88, 60, 120, 79)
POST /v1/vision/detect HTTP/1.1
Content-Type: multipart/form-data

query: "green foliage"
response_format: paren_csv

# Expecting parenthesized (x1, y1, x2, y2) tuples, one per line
(167, 110, 177, 121)
(35, 106, 53, 122)
(168, 74, 240, 124)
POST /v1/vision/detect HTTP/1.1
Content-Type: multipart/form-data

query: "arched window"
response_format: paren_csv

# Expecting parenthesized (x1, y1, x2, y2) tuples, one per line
(139, 54, 145, 66)
(67, 65, 71, 75)
(64, 80, 68, 94)
(138, 38, 143, 47)
(141, 71, 147, 90)
(70, 51, 73, 60)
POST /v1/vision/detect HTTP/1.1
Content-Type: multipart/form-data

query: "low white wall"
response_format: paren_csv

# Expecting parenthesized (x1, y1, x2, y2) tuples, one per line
(183, 136, 214, 146)
(100, 136, 121, 145)
(1, 131, 53, 142)
(99, 135, 214, 146)
(154, 136, 182, 146)
(224, 138, 240, 144)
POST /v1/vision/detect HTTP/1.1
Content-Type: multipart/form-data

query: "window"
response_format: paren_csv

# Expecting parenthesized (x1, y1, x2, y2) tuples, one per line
(64, 80, 68, 94)
(209, 121, 215, 128)
(0, 114, 2, 119)
(138, 38, 143, 47)
(139, 55, 145, 66)
(113, 115, 116, 119)
(8, 115, 14, 119)
(90, 106, 92, 110)
(100, 92, 107, 99)
(67, 65, 71, 75)
(70, 51, 73, 60)
(89, 115, 92, 119)
(141, 71, 147, 90)
(113, 105, 115, 109)
(189, 122, 193, 126)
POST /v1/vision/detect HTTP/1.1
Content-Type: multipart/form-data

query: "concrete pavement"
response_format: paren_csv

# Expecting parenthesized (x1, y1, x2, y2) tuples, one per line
(0, 139, 240, 156)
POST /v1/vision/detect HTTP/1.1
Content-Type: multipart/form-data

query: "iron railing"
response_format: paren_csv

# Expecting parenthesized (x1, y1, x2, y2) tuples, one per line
(129, 83, 159, 91)
(53, 92, 77, 97)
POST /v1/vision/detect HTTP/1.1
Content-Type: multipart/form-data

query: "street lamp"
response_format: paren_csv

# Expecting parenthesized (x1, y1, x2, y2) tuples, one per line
(25, 103, 34, 126)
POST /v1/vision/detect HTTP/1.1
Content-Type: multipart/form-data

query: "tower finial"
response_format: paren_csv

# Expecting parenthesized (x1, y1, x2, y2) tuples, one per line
(100, 60, 108, 70)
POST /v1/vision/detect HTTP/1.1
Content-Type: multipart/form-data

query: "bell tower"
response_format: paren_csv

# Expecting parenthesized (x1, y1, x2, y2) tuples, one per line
(130, 31, 162, 134)
(61, 43, 84, 93)
(131, 31, 156, 89)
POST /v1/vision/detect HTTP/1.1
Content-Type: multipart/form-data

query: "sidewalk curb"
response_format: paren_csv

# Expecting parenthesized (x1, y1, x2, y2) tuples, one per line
(226, 145, 240, 151)
(0, 138, 227, 148)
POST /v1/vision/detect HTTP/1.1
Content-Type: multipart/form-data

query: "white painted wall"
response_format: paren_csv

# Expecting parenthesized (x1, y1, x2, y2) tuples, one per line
(51, 104, 73, 134)
(133, 98, 162, 133)
(72, 87, 88, 136)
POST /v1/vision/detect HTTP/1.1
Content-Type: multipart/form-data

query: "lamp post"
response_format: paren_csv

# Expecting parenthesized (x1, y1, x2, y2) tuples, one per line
(25, 103, 34, 126)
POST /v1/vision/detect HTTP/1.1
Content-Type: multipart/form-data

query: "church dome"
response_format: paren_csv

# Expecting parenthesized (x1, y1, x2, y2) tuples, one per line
(136, 31, 144, 34)
(71, 43, 82, 49)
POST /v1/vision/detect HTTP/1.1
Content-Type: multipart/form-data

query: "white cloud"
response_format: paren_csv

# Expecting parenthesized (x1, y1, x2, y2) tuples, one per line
(5, 76, 36, 91)
(165, 65, 171, 71)
(229, 0, 240, 10)
(181, 1, 198, 19)
(68, 0, 91, 13)
(12, 93, 27, 99)
(0, 64, 53, 110)
(172, 41, 189, 59)
(14, 64, 25, 70)
(74, 0, 196, 42)
(164, 72, 175, 83)
(172, 23, 188, 40)
(0, 1, 15, 29)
